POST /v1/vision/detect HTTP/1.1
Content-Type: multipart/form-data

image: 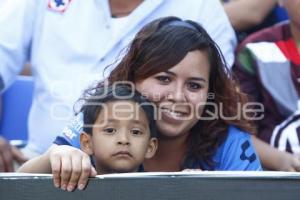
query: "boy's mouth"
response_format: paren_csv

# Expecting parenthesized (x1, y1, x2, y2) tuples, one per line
(112, 151, 132, 158)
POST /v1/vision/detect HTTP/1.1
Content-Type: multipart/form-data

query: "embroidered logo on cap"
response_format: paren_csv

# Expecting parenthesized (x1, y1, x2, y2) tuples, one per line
(48, 0, 72, 13)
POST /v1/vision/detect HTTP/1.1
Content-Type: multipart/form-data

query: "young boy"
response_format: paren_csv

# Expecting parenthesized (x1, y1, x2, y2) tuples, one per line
(78, 84, 158, 174)
(19, 84, 158, 177)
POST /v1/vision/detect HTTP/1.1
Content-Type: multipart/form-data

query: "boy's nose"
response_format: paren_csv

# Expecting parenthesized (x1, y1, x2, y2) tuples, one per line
(117, 131, 130, 145)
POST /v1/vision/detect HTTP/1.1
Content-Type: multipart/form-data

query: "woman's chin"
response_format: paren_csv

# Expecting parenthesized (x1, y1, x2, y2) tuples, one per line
(157, 119, 197, 140)
(157, 125, 187, 139)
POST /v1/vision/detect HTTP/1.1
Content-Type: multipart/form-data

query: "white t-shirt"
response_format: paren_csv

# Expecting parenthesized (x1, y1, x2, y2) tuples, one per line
(111, 16, 131, 39)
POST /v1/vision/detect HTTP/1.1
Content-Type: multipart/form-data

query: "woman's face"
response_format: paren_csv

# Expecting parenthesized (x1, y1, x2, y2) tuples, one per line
(135, 50, 210, 139)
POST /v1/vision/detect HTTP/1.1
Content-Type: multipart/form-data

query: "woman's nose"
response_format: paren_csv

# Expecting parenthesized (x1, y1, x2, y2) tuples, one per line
(167, 85, 187, 102)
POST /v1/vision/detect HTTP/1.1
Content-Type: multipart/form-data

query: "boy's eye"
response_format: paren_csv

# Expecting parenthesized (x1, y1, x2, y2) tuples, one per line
(131, 128, 143, 135)
(104, 128, 116, 134)
(155, 75, 171, 84)
(187, 82, 202, 90)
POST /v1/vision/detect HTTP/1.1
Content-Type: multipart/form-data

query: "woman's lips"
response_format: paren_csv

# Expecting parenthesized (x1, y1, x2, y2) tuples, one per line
(160, 107, 190, 123)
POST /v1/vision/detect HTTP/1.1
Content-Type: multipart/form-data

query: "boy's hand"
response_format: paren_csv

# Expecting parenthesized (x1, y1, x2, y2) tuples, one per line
(49, 145, 97, 192)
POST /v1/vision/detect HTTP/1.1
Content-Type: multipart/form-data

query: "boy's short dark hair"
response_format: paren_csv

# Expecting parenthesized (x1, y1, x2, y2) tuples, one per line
(79, 83, 157, 138)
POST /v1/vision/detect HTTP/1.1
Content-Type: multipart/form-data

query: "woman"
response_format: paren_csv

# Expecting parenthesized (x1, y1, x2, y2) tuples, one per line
(19, 16, 261, 191)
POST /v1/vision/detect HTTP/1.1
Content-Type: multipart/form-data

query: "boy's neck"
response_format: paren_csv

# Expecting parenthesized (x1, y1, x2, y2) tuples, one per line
(95, 166, 139, 175)
(143, 135, 188, 172)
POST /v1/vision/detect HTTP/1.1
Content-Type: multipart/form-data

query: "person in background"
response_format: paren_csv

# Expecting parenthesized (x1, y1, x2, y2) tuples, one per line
(19, 16, 261, 192)
(233, 0, 300, 171)
(222, 0, 288, 41)
(19, 84, 158, 179)
(0, 0, 236, 172)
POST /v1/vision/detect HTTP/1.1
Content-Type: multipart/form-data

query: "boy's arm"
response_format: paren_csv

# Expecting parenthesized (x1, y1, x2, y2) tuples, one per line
(18, 145, 54, 173)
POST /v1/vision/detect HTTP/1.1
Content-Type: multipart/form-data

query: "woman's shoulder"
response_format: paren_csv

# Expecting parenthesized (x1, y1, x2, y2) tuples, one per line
(213, 125, 262, 171)
(226, 125, 252, 141)
(220, 125, 254, 153)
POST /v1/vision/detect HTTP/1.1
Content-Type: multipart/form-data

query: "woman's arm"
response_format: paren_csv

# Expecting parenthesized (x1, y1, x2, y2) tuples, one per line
(252, 136, 300, 171)
(223, 0, 277, 31)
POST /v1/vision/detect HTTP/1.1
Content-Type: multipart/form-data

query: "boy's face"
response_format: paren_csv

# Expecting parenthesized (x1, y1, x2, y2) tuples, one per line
(80, 100, 157, 174)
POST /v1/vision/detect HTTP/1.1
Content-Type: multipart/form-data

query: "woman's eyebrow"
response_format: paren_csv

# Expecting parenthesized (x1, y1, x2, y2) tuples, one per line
(165, 70, 207, 82)
(164, 71, 176, 76)
(189, 77, 207, 82)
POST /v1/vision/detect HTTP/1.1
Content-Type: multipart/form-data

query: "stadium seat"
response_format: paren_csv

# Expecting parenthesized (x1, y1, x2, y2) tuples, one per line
(0, 76, 34, 147)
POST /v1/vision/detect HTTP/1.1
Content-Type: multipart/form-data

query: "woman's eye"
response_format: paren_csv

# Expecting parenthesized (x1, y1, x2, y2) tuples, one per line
(104, 128, 116, 134)
(131, 129, 143, 135)
(188, 82, 202, 90)
(155, 76, 171, 84)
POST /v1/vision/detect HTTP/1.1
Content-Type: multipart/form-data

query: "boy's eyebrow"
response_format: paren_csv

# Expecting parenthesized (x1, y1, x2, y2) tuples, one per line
(130, 120, 148, 129)
(97, 119, 118, 123)
(98, 118, 148, 129)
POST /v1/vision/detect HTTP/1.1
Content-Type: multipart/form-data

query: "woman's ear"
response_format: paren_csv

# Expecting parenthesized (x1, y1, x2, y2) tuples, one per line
(80, 132, 93, 155)
(145, 138, 158, 159)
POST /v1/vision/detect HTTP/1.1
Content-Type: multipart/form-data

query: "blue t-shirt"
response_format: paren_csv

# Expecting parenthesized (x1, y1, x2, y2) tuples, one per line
(210, 126, 261, 171)
(54, 113, 262, 171)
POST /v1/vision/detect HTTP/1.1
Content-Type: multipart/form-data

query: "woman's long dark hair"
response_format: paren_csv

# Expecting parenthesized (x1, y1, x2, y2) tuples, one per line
(94, 16, 254, 169)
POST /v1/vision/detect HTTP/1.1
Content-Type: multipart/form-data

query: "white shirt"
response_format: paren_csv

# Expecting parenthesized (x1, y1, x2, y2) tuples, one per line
(0, 0, 237, 154)
(110, 16, 131, 39)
